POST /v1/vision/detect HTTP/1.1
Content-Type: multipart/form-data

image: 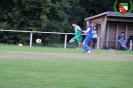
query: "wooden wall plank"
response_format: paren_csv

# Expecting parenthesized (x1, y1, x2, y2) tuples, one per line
(108, 22, 117, 48)
(115, 23, 119, 49)
(100, 16, 107, 49)
(106, 23, 109, 47)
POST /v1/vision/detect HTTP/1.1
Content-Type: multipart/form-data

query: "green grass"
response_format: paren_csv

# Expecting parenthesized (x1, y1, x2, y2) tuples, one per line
(0, 44, 132, 54)
(0, 44, 77, 53)
(0, 44, 133, 88)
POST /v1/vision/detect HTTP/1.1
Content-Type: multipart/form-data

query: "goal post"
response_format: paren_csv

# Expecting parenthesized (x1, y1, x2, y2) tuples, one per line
(130, 40, 132, 51)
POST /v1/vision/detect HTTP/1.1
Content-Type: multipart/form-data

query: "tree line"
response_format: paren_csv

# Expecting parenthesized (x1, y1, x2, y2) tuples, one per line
(0, 0, 128, 45)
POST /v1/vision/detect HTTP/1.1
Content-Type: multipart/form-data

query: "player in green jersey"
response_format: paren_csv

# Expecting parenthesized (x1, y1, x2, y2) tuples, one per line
(69, 22, 82, 49)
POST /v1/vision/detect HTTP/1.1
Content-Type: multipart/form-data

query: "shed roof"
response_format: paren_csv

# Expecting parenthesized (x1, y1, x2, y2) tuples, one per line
(85, 11, 133, 21)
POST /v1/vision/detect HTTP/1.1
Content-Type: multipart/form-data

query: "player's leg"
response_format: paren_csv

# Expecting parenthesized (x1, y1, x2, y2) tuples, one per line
(77, 37, 82, 48)
(122, 44, 129, 50)
(118, 43, 122, 49)
(86, 37, 93, 53)
(82, 42, 88, 53)
(92, 38, 97, 49)
(73, 40, 78, 48)
(69, 36, 78, 47)
(82, 42, 91, 53)
(82, 37, 92, 53)
(78, 42, 82, 48)
(69, 39, 74, 43)
(119, 43, 129, 50)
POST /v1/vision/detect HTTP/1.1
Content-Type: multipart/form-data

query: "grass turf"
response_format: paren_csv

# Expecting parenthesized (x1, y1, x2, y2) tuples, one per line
(0, 45, 133, 88)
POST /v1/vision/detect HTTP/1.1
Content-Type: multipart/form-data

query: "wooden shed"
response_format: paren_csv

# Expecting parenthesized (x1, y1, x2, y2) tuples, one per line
(85, 11, 133, 49)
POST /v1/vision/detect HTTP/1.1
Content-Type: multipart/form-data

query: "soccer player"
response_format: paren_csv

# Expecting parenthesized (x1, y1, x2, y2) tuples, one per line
(69, 22, 82, 49)
(82, 20, 93, 53)
(118, 32, 129, 50)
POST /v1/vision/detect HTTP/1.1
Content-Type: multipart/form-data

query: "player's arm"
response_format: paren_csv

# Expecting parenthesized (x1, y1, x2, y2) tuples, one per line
(82, 28, 90, 34)
(123, 37, 126, 44)
(118, 36, 124, 44)
(78, 30, 82, 38)
(77, 27, 82, 38)
(79, 29, 82, 33)
(118, 36, 121, 43)
(78, 28, 82, 33)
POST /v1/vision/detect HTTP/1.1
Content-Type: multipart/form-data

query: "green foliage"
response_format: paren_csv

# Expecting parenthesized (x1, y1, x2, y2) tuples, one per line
(0, 0, 117, 45)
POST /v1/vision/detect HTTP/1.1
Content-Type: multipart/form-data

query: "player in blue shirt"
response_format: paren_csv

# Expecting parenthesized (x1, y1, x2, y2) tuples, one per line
(118, 32, 129, 50)
(82, 20, 93, 53)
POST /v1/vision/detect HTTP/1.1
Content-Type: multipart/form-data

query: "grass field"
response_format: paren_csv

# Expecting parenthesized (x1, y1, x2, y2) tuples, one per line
(0, 45, 133, 88)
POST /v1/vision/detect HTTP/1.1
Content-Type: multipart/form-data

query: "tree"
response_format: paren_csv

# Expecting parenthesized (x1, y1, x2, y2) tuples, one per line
(0, 0, 123, 45)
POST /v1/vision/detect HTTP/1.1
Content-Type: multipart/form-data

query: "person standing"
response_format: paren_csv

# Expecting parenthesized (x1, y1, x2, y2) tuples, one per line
(69, 22, 82, 49)
(82, 20, 93, 53)
(92, 26, 98, 49)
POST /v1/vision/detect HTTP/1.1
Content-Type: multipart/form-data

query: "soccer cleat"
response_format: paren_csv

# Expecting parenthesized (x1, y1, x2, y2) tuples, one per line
(87, 51, 91, 53)
(76, 47, 78, 49)
(76, 47, 82, 49)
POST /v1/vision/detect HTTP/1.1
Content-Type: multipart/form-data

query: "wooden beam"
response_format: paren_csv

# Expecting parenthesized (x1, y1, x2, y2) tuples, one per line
(125, 24, 128, 42)
(97, 36, 100, 49)
(85, 12, 107, 21)
(100, 16, 107, 49)
(107, 18, 133, 22)
(91, 18, 103, 24)
(106, 23, 109, 47)
(115, 23, 119, 49)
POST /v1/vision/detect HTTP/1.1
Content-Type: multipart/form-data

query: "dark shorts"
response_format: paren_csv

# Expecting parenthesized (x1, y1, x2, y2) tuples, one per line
(118, 43, 123, 47)
(126, 42, 130, 46)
